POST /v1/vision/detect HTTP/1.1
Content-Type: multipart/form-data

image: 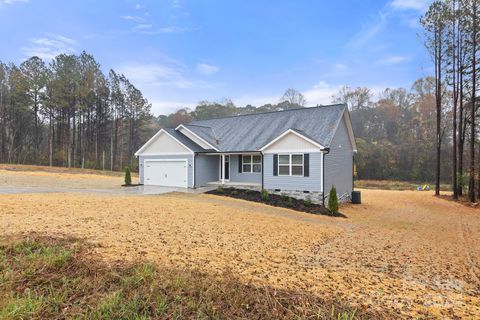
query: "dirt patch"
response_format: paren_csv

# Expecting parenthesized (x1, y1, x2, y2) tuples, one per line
(0, 189, 479, 318)
(207, 187, 337, 216)
(0, 167, 136, 190)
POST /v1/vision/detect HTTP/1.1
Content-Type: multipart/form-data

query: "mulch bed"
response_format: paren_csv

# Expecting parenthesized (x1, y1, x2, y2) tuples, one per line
(207, 187, 345, 217)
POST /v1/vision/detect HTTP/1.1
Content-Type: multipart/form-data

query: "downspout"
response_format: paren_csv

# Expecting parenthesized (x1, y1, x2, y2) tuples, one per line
(321, 147, 330, 207)
(193, 152, 196, 188)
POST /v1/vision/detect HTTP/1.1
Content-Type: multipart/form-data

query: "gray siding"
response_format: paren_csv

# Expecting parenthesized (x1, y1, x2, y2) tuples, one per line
(229, 155, 263, 184)
(139, 154, 194, 187)
(324, 117, 354, 197)
(263, 152, 322, 192)
(195, 154, 219, 187)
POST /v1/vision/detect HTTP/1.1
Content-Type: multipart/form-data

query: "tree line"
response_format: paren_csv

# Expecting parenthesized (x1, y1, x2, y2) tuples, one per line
(0, 52, 154, 171)
(421, 0, 480, 202)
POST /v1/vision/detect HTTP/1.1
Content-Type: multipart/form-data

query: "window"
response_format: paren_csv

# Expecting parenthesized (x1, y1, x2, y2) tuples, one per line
(242, 155, 262, 173)
(278, 154, 304, 176)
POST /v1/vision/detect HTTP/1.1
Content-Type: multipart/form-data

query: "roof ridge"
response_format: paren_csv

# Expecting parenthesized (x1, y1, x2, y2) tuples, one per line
(184, 123, 213, 129)
(190, 103, 346, 123)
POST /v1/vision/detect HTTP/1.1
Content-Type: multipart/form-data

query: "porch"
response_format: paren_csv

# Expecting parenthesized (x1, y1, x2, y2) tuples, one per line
(207, 180, 261, 190)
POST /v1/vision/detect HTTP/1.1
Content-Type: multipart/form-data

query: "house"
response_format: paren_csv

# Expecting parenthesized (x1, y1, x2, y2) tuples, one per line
(135, 104, 357, 203)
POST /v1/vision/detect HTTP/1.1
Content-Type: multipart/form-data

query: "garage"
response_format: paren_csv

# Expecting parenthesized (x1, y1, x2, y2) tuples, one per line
(144, 160, 188, 188)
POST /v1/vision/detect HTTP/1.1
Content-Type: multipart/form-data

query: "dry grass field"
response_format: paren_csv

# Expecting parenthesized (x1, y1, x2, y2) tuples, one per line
(0, 166, 479, 318)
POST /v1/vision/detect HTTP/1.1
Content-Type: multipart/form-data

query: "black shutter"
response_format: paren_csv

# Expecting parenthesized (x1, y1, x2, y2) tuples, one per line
(238, 155, 242, 173)
(304, 154, 309, 177)
(273, 154, 278, 176)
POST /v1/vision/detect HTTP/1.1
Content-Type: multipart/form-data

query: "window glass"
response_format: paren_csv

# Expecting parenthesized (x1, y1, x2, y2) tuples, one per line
(253, 164, 262, 173)
(243, 155, 251, 163)
(292, 154, 303, 164)
(279, 165, 290, 175)
(279, 155, 289, 165)
(292, 166, 303, 176)
(252, 155, 261, 164)
(243, 164, 252, 172)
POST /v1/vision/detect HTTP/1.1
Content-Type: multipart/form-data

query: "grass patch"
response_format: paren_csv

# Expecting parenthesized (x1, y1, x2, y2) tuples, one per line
(355, 179, 451, 191)
(0, 235, 384, 319)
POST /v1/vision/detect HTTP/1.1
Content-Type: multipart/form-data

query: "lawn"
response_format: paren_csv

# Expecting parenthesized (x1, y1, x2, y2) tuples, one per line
(0, 167, 479, 318)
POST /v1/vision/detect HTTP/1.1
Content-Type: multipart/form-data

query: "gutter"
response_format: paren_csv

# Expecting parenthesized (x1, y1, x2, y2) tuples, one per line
(321, 147, 330, 207)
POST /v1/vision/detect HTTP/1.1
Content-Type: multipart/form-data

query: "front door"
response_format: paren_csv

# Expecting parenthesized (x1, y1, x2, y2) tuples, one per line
(224, 155, 230, 180)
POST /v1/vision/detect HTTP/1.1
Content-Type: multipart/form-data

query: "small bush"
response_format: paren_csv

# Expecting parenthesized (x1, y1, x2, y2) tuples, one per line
(287, 197, 294, 207)
(260, 189, 270, 202)
(231, 190, 238, 195)
(216, 186, 224, 194)
(124, 167, 132, 186)
(280, 193, 288, 201)
(304, 196, 312, 207)
(328, 186, 339, 214)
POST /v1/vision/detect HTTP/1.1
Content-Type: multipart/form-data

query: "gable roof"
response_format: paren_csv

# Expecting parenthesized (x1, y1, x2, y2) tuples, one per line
(134, 128, 208, 156)
(185, 104, 349, 152)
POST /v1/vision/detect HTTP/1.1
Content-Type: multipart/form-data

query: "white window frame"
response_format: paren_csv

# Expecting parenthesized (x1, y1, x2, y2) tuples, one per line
(242, 154, 262, 173)
(278, 154, 304, 177)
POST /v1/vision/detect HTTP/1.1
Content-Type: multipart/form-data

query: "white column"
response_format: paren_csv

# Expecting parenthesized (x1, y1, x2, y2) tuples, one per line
(221, 154, 225, 185)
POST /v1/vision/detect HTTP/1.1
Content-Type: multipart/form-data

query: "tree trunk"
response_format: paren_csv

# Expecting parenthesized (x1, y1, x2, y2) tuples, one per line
(469, 0, 477, 202)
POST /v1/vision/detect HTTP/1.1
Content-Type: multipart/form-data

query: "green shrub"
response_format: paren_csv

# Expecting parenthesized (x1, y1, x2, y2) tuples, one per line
(304, 196, 312, 207)
(231, 190, 238, 195)
(287, 197, 294, 207)
(280, 193, 288, 201)
(328, 186, 339, 214)
(124, 167, 132, 186)
(260, 189, 270, 202)
(216, 186, 224, 194)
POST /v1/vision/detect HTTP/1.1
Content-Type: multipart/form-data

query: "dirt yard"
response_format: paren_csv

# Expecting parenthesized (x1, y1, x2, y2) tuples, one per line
(0, 168, 479, 318)
(0, 164, 135, 189)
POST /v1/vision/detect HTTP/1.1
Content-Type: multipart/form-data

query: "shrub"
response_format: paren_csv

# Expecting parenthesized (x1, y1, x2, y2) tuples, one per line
(287, 197, 294, 207)
(280, 193, 288, 201)
(328, 186, 339, 214)
(304, 196, 312, 207)
(260, 189, 270, 202)
(216, 186, 224, 194)
(231, 190, 238, 195)
(124, 167, 132, 186)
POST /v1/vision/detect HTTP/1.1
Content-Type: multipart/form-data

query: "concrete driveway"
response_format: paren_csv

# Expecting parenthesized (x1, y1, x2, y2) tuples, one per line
(0, 185, 213, 196)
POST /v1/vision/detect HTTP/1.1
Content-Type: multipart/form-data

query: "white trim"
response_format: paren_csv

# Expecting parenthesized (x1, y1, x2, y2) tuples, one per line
(135, 129, 194, 156)
(144, 158, 188, 188)
(263, 149, 321, 154)
(343, 110, 357, 152)
(241, 154, 262, 174)
(175, 124, 219, 152)
(139, 152, 193, 156)
(277, 153, 304, 177)
(259, 129, 324, 151)
(192, 154, 195, 187)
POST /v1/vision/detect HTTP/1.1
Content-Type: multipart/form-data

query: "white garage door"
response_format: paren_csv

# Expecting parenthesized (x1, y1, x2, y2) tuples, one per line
(144, 160, 187, 187)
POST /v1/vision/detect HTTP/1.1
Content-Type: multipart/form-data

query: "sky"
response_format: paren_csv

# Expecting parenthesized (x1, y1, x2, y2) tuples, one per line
(0, 0, 433, 115)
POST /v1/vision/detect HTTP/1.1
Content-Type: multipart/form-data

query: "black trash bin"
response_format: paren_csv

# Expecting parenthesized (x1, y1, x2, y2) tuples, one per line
(351, 191, 361, 204)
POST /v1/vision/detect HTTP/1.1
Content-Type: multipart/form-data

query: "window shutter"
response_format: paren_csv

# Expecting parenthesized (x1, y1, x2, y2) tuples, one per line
(273, 154, 278, 176)
(304, 154, 309, 177)
(238, 155, 242, 173)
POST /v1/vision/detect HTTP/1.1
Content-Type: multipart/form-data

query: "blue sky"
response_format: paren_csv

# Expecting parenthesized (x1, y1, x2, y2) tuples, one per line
(0, 0, 432, 115)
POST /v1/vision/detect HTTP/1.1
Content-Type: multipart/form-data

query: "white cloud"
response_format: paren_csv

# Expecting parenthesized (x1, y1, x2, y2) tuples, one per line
(1, 0, 28, 4)
(348, 10, 387, 48)
(196, 63, 219, 75)
(135, 4, 144, 9)
(121, 15, 145, 23)
(334, 63, 348, 71)
(379, 55, 409, 65)
(173, 0, 180, 8)
(118, 63, 216, 89)
(150, 100, 195, 115)
(22, 34, 77, 60)
(390, 0, 430, 12)
(302, 81, 342, 106)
